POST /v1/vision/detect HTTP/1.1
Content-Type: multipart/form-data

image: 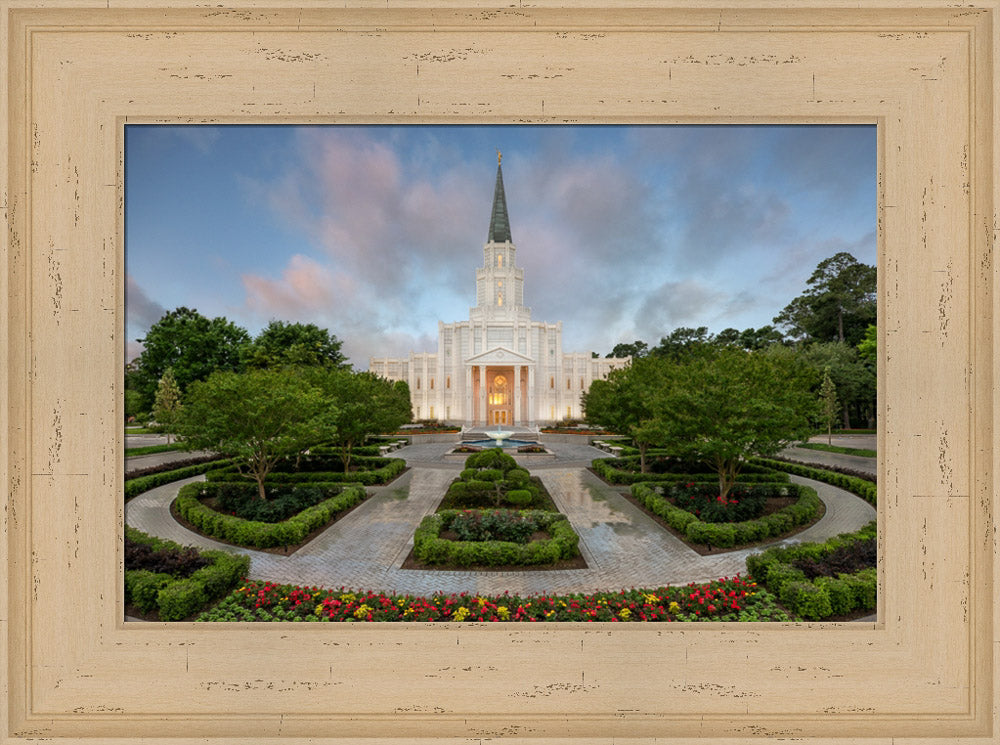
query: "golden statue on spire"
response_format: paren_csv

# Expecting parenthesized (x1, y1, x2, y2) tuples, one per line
(497, 149, 502, 165)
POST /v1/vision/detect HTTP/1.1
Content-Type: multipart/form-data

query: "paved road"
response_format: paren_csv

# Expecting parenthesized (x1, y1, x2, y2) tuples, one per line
(781, 446, 877, 476)
(125, 441, 876, 596)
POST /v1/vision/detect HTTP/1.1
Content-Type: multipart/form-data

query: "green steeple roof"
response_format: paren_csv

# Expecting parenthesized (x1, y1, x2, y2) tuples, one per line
(487, 156, 512, 243)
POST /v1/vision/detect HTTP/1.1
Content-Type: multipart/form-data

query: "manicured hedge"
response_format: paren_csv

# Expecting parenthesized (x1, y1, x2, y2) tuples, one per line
(630, 481, 821, 549)
(124, 458, 233, 502)
(593, 457, 790, 485)
(750, 457, 876, 507)
(413, 509, 580, 567)
(174, 482, 368, 548)
(203, 456, 405, 486)
(124, 527, 250, 621)
(745, 523, 878, 621)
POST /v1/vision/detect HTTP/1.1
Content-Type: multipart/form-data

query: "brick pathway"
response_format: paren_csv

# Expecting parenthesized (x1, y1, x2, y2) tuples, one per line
(126, 442, 876, 597)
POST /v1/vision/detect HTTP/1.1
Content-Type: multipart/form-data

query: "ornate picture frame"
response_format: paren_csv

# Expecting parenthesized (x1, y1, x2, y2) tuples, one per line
(2, 2, 996, 742)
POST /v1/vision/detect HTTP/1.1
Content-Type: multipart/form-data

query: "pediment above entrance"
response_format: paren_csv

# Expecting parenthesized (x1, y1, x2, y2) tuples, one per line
(466, 346, 535, 366)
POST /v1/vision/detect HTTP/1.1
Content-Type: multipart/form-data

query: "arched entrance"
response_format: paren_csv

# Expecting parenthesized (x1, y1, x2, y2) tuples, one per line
(487, 370, 513, 425)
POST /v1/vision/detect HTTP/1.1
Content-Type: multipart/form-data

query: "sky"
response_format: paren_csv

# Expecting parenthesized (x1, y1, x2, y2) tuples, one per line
(125, 124, 876, 368)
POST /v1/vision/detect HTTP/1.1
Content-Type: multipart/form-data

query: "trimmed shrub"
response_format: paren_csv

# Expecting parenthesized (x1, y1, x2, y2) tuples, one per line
(464, 449, 518, 473)
(750, 457, 877, 507)
(124, 528, 250, 620)
(174, 482, 368, 548)
(505, 489, 534, 507)
(781, 581, 833, 621)
(204, 456, 405, 486)
(124, 458, 233, 502)
(413, 509, 579, 567)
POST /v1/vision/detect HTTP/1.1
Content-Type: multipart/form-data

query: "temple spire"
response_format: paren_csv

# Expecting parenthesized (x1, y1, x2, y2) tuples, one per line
(487, 154, 512, 244)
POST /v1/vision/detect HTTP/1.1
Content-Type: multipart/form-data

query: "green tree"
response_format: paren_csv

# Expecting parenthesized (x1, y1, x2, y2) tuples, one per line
(649, 326, 714, 360)
(132, 307, 250, 411)
(306, 369, 412, 473)
(152, 368, 183, 444)
(797, 341, 875, 429)
(606, 340, 648, 359)
(178, 368, 333, 501)
(857, 323, 877, 364)
(244, 320, 348, 370)
(656, 347, 818, 499)
(818, 367, 839, 444)
(773, 252, 876, 346)
(583, 356, 671, 473)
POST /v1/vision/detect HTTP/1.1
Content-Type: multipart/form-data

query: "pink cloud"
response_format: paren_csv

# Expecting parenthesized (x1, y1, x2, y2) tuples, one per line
(242, 254, 355, 321)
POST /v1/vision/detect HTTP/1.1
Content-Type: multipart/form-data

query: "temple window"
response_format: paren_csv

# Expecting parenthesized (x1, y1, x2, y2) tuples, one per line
(446, 376, 451, 389)
(549, 376, 554, 389)
(566, 378, 571, 390)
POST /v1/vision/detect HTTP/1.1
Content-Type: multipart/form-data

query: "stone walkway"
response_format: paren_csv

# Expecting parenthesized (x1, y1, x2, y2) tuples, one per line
(125, 442, 877, 596)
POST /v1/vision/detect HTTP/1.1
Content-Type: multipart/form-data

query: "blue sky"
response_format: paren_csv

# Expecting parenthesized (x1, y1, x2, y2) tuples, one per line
(125, 124, 876, 368)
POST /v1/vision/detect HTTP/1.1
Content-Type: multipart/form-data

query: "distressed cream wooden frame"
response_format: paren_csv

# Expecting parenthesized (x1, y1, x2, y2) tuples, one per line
(1, 1, 997, 742)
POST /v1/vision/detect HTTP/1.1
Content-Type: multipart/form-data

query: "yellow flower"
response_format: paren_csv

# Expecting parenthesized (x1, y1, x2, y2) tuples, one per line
(496, 606, 510, 620)
(643, 593, 659, 604)
(353, 604, 371, 619)
(668, 601, 680, 612)
(315, 604, 324, 616)
(619, 608, 632, 620)
(452, 607, 470, 622)
(340, 593, 356, 603)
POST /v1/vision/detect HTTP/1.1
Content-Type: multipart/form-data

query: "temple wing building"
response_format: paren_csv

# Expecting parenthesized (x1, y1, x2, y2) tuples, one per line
(369, 157, 630, 427)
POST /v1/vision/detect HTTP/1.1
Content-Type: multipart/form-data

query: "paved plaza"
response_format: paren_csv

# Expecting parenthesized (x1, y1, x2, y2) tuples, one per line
(125, 439, 877, 597)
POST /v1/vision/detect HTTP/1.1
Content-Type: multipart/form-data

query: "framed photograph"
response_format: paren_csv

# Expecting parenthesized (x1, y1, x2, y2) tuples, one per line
(2, 2, 996, 742)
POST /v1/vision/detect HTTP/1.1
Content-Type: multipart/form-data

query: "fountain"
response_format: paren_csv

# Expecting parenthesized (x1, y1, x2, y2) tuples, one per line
(485, 426, 514, 448)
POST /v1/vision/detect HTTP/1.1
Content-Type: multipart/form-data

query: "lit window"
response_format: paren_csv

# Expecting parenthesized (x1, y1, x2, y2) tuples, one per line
(446, 376, 451, 389)
(430, 406, 435, 419)
(430, 378, 434, 390)
(566, 406, 571, 419)
(566, 378, 571, 390)
(580, 378, 584, 389)
(549, 376, 554, 389)
(416, 377, 420, 390)
(497, 254, 503, 268)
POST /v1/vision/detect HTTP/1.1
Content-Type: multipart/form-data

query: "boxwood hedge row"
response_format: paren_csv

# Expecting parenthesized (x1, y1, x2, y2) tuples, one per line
(203, 456, 405, 486)
(124, 458, 233, 502)
(750, 457, 876, 507)
(174, 481, 368, 549)
(745, 522, 878, 621)
(124, 526, 250, 621)
(594, 457, 790, 485)
(413, 509, 580, 567)
(630, 481, 821, 549)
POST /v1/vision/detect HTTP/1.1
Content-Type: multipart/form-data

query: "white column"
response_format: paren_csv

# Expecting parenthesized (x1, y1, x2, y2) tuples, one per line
(479, 365, 488, 425)
(527, 366, 535, 426)
(465, 366, 474, 425)
(513, 364, 521, 425)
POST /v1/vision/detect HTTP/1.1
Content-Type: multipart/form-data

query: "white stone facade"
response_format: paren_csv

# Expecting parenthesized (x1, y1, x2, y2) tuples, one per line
(369, 160, 629, 426)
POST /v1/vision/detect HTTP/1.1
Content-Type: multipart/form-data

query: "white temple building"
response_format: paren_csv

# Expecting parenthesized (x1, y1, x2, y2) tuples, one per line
(369, 156, 630, 427)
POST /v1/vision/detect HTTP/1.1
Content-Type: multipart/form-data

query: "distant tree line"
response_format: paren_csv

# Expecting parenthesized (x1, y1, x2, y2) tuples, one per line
(599, 251, 877, 431)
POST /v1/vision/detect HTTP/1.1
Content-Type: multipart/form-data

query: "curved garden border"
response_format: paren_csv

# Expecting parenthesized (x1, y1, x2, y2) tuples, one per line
(630, 481, 821, 549)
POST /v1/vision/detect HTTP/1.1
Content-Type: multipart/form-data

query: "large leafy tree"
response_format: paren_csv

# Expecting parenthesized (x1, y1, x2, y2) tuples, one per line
(583, 356, 672, 473)
(605, 340, 648, 359)
(178, 368, 333, 501)
(655, 346, 818, 498)
(305, 369, 412, 473)
(244, 320, 348, 370)
(773, 252, 876, 346)
(818, 368, 840, 444)
(131, 307, 250, 411)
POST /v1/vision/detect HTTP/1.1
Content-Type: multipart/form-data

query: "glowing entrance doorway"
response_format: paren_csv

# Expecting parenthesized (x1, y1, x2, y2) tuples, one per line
(487, 372, 512, 425)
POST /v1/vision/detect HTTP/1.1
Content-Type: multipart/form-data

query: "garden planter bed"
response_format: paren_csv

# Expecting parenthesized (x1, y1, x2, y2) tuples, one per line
(411, 509, 582, 568)
(590, 456, 790, 486)
(204, 455, 406, 486)
(628, 481, 823, 555)
(172, 481, 369, 552)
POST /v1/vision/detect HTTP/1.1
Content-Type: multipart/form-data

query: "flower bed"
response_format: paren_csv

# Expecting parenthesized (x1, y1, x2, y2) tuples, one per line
(630, 481, 820, 549)
(173, 481, 368, 549)
(196, 575, 794, 622)
(203, 455, 405, 486)
(413, 509, 580, 567)
(746, 523, 877, 620)
(125, 527, 249, 621)
(592, 456, 790, 485)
